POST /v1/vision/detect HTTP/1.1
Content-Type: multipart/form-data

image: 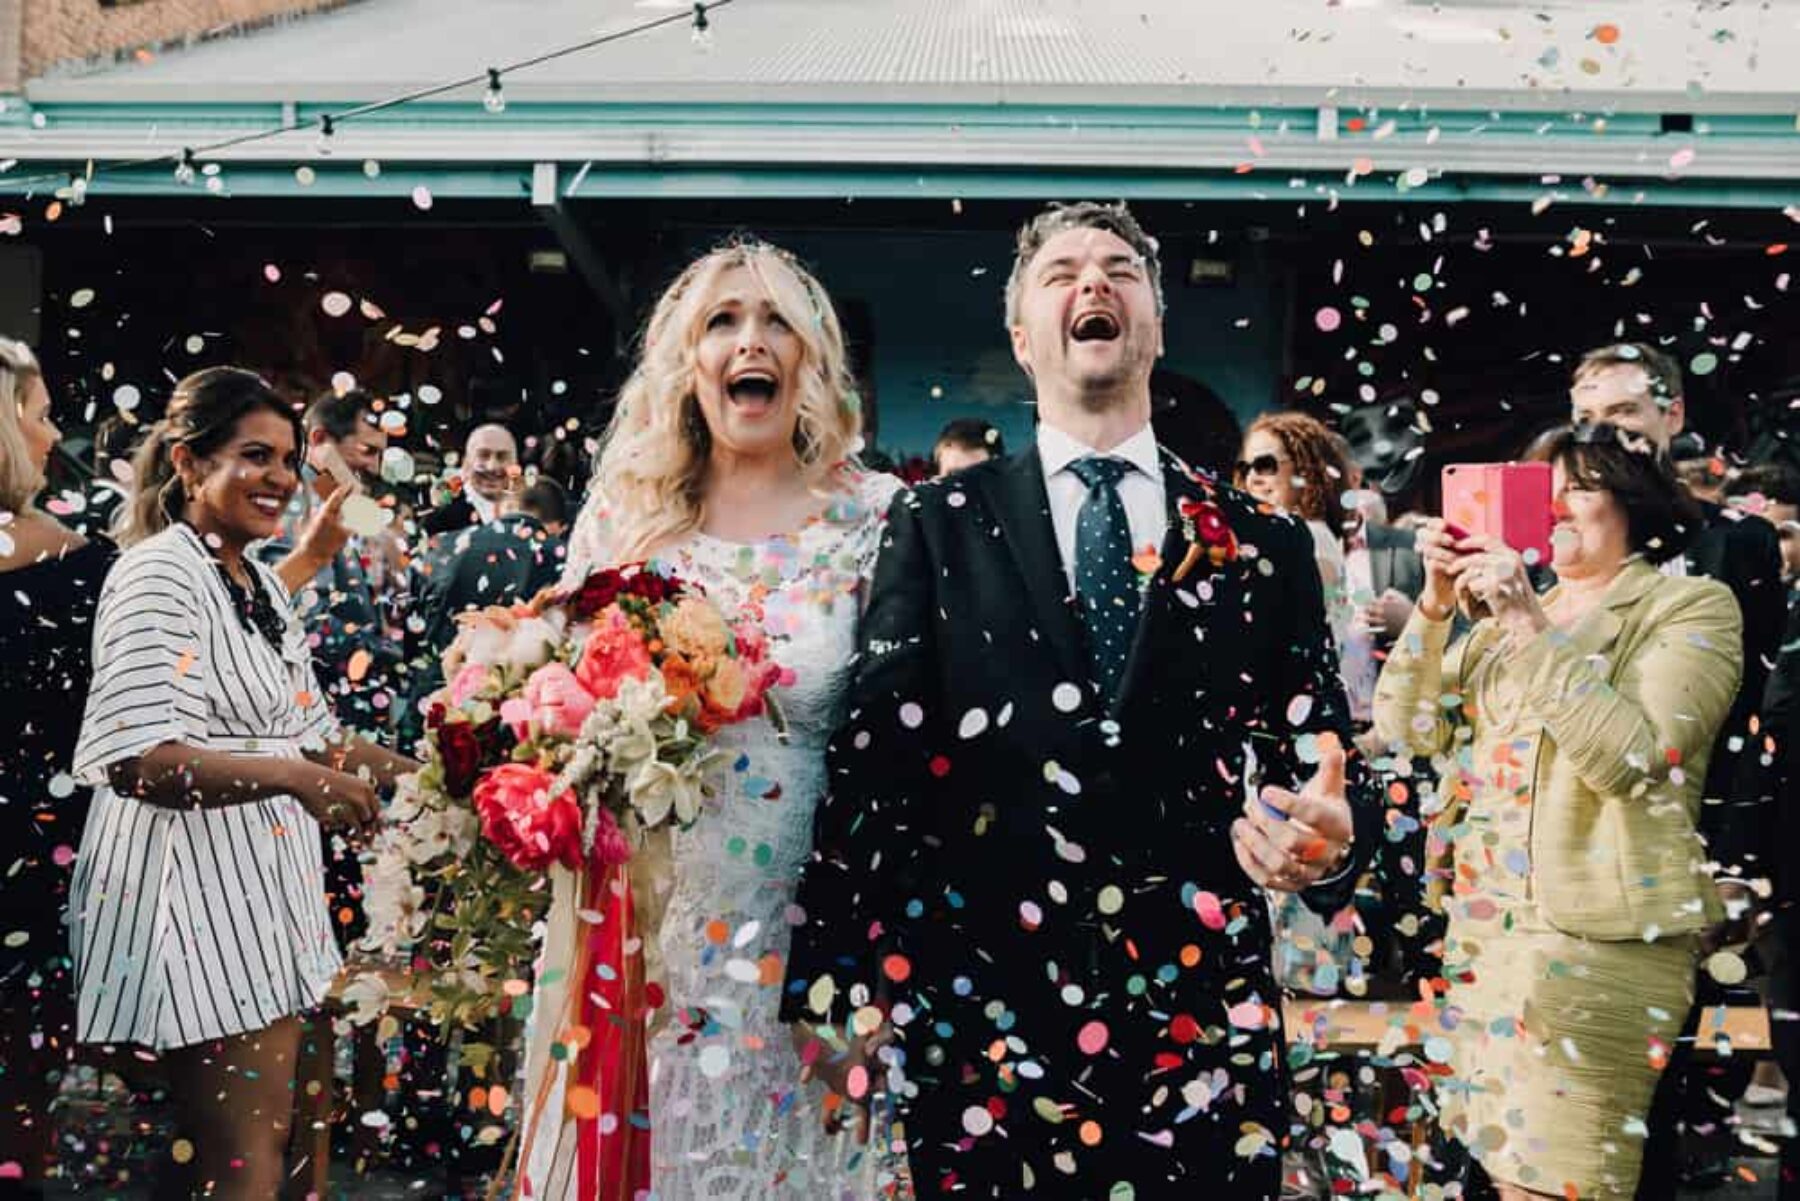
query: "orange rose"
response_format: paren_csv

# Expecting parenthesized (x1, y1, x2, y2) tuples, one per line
(660, 597, 731, 660)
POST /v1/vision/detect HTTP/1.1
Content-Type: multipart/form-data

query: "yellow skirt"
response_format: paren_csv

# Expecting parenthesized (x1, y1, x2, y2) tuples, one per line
(1439, 924, 1698, 1199)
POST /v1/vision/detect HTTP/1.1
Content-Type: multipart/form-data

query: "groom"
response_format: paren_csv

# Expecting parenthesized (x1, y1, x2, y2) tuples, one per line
(784, 202, 1377, 1199)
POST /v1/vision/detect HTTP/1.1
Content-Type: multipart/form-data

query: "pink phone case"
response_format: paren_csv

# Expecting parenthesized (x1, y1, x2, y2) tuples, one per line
(1441, 462, 1554, 562)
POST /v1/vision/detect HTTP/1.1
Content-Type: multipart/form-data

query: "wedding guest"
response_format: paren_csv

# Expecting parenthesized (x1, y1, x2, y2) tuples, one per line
(69, 367, 416, 1200)
(0, 338, 117, 1196)
(397, 474, 565, 745)
(1238, 412, 1365, 994)
(1569, 344, 1785, 1194)
(1374, 422, 1741, 1199)
(263, 388, 399, 726)
(420, 423, 517, 537)
(931, 417, 1004, 477)
(1237, 411, 1358, 650)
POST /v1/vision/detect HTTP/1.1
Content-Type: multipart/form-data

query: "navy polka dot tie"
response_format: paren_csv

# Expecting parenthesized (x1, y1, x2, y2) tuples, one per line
(1068, 455, 1139, 701)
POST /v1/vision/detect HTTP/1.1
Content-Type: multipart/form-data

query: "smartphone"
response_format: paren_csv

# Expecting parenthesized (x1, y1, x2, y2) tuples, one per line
(1440, 462, 1554, 563)
(312, 441, 362, 501)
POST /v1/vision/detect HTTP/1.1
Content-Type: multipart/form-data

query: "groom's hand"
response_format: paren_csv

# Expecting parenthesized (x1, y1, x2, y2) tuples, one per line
(1232, 731, 1354, 892)
(792, 1019, 889, 1144)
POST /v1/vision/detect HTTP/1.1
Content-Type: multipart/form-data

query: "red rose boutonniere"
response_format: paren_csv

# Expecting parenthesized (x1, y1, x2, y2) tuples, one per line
(1172, 496, 1240, 582)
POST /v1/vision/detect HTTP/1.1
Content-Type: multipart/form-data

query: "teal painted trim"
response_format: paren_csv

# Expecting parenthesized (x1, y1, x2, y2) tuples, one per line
(5, 159, 1794, 208)
(24, 99, 1800, 140)
(4, 163, 534, 199)
(552, 166, 1800, 209)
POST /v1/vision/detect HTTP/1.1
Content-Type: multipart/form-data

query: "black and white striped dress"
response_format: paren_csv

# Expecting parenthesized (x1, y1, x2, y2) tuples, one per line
(68, 523, 343, 1050)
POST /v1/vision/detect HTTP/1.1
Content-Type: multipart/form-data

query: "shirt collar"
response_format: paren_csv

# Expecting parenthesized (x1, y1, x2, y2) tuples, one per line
(1037, 420, 1161, 481)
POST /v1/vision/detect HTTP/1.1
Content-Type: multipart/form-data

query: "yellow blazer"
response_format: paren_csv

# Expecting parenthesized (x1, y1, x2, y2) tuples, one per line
(1372, 559, 1743, 940)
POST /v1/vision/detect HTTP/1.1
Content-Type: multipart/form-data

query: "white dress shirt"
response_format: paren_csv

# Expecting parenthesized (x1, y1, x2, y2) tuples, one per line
(1038, 421, 1167, 592)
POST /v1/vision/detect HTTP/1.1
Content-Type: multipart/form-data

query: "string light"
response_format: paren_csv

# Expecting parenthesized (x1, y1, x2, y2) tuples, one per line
(0, 0, 736, 195)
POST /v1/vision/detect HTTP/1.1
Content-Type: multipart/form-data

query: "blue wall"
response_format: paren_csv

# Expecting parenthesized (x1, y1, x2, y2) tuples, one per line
(672, 227, 1290, 459)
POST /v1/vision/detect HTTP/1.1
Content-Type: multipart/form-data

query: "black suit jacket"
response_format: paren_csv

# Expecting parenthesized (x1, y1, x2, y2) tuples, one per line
(397, 514, 565, 742)
(1686, 503, 1786, 881)
(420, 494, 479, 538)
(1366, 519, 1425, 602)
(784, 446, 1378, 1195)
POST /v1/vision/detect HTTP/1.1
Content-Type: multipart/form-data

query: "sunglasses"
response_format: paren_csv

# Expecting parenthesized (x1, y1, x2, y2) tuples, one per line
(1234, 453, 1286, 478)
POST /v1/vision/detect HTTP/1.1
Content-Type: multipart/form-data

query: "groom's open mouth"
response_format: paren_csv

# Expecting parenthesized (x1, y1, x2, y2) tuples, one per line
(1069, 310, 1121, 343)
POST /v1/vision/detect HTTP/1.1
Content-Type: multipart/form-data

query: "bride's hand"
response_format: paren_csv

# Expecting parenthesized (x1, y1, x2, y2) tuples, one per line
(792, 1020, 889, 1144)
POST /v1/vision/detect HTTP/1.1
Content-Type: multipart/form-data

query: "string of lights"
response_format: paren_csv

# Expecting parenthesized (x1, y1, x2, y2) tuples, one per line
(3, 0, 732, 199)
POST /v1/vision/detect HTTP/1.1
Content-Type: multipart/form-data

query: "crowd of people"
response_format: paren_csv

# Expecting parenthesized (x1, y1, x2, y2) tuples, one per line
(0, 200, 1794, 1201)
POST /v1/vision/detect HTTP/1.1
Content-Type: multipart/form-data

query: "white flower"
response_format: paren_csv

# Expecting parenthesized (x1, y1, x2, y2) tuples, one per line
(453, 623, 510, 672)
(627, 758, 702, 829)
(338, 971, 391, 1026)
(503, 613, 566, 674)
(358, 841, 427, 956)
(609, 716, 659, 778)
(613, 673, 670, 726)
(405, 804, 478, 865)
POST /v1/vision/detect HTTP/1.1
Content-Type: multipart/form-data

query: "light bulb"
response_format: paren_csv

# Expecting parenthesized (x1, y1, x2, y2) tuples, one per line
(483, 69, 506, 114)
(174, 159, 195, 185)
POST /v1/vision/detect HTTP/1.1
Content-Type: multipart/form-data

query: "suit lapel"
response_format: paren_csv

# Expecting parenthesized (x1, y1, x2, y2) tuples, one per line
(986, 447, 1088, 684)
(1110, 451, 1205, 717)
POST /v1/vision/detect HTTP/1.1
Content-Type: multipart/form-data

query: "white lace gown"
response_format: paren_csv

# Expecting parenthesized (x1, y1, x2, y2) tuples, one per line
(524, 469, 902, 1201)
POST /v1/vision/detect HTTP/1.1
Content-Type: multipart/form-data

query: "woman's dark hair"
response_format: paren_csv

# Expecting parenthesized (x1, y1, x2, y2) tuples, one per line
(1526, 422, 1704, 565)
(117, 367, 299, 546)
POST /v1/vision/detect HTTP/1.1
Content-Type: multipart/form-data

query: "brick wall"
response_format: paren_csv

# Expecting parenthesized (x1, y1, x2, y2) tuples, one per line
(17, 0, 347, 83)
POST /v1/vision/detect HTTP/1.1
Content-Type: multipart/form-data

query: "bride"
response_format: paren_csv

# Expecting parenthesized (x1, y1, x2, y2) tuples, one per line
(519, 240, 901, 1198)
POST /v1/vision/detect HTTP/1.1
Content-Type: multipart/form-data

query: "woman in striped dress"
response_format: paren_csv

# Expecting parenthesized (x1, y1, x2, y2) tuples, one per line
(69, 368, 416, 1199)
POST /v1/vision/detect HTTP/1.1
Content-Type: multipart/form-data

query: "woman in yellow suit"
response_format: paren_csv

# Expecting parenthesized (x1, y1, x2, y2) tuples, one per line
(1373, 423, 1743, 1200)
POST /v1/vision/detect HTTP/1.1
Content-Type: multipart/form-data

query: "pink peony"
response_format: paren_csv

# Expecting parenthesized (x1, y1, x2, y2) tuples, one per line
(574, 608, 653, 700)
(590, 805, 632, 869)
(502, 662, 598, 743)
(472, 763, 584, 872)
(448, 663, 497, 708)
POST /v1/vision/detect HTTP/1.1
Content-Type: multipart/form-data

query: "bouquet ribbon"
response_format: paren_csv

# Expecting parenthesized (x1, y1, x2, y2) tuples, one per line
(518, 862, 652, 1199)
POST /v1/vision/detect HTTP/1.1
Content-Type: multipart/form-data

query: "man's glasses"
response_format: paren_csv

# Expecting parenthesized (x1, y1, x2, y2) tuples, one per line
(1234, 453, 1285, 479)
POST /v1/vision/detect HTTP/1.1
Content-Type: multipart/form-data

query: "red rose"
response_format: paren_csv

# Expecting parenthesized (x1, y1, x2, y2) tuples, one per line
(425, 701, 446, 732)
(624, 567, 682, 605)
(567, 569, 627, 620)
(437, 720, 483, 798)
(472, 763, 585, 872)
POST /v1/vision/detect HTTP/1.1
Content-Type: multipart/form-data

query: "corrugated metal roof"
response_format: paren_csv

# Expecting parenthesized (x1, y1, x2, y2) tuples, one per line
(21, 0, 1800, 111)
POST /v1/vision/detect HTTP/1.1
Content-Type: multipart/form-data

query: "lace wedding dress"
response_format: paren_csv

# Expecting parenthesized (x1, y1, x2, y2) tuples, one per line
(521, 468, 902, 1200)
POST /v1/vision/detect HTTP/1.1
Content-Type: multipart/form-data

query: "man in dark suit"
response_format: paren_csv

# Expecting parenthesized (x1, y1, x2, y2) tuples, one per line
(784, 203, 1377, 1199)
(1570, 343, 1788, 1197)
(420, 423, 519, 537)
(399, 480, 566, 746)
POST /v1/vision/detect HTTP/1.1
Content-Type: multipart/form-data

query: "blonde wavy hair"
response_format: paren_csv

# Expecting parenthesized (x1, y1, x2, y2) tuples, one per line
(0, 337, 46, 514)
(583, 240, 863, 561)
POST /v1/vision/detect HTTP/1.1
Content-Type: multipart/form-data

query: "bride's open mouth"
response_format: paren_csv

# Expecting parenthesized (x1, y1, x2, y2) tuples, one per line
(726, 370, 780, 411)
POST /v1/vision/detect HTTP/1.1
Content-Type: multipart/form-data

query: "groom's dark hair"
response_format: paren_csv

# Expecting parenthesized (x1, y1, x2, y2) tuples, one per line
(1004, 201, 1166, 326)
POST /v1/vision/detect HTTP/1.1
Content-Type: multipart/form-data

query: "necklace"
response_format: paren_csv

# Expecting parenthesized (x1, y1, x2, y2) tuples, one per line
(183, 522, 287, 650)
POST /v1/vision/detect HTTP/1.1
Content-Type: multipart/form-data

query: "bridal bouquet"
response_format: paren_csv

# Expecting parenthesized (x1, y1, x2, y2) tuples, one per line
(356, 563, 783, 1031)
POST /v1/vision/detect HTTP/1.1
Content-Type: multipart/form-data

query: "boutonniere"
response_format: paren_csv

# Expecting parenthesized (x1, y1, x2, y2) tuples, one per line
(1172, 496, 1240, 582)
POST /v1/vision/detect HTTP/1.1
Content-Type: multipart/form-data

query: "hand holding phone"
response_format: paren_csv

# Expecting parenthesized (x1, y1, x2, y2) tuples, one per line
(311, 443, 388, 537)
(1440, 462, 1554, 564)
